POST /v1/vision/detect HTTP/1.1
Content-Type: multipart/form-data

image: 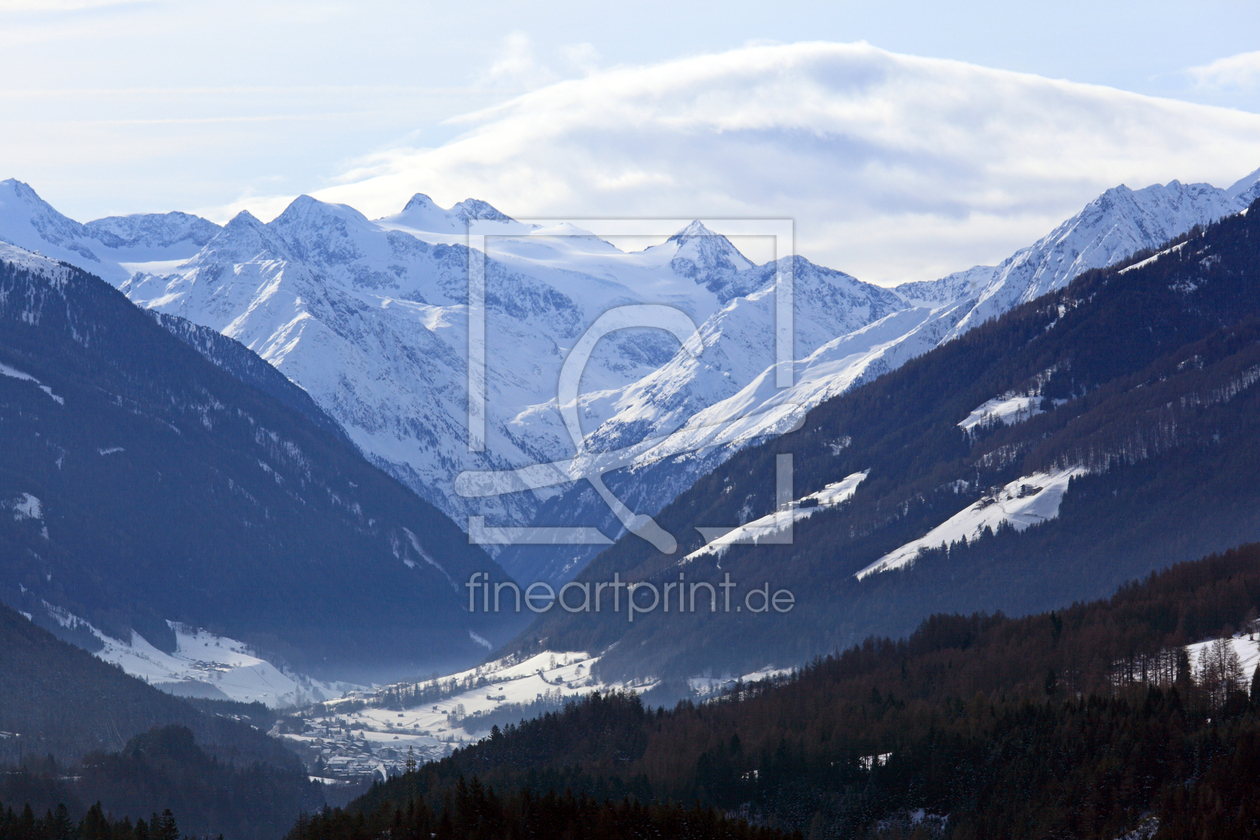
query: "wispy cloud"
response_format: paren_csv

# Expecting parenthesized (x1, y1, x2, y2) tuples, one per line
(0, 0, 145, 9)
(310, 42, 1260, 285)
(1189, 50, 1260, 90)
(482, 32, 558, 90)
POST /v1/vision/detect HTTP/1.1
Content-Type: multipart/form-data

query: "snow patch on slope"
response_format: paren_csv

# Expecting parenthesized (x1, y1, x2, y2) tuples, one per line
(958, 395, 1043, 432)
(4, 493, 49, 539)
(34, 602, 354, 707)
(855, 466, 1088, 580)
(684, 470, 868, 563)
(0, 362, 65, 404)
(403, 527, 457, 592)
(0, 241, 72, 286)
(1186, 633, 1260, 684)
(6, 493, 43, 522)
(688, 666, 794, 697)
(95, 622, 353, 708)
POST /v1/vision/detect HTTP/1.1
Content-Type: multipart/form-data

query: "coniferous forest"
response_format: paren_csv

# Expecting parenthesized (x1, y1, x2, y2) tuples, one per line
(2, 105, 1260, 840)
(281, 543, 1260, 840)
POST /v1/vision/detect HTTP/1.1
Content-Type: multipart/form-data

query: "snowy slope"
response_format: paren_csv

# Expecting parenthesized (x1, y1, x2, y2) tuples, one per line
(504, 175, 1260, 579)
(34, 602, 350, 708)
(958, 395, 1042, 432)
(661, 178, 1255, 468)
(110, 194, 907, 536)
(3, 172, 1257, 586)
(930, 179, 1249, 343)
(682, 470, 867, 564)
(0, 179, 218, 282)
(854, 467, 1089, 580)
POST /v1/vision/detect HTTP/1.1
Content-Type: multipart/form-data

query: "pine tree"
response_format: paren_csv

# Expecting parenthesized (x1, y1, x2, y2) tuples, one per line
(151, 809, 179, 840)
(49, 803, 73, 840)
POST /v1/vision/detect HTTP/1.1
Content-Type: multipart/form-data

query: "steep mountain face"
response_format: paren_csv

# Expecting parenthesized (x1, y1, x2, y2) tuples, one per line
(150, 311, 351, 445)
(84, 212, 221, 252)
(926, 177, 1259, 342)
(2, 172, 1256, 593)
(511, 196, 1260, 680)
(108, 196, 910, 549)
(0, 244, 519, 684)
(493, 173, 1260, 583)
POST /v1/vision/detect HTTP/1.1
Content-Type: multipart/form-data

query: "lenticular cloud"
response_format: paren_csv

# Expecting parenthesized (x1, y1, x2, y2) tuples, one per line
(317, 41, 1260, 285)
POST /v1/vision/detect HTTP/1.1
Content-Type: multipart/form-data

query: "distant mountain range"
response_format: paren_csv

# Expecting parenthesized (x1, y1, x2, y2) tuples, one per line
(3, 171, 1258, 591)
(512, 191, 1260, 680)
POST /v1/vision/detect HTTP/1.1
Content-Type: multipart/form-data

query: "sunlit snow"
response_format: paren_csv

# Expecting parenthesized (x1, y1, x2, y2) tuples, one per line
(958, 394, 1043, 432)
(34, 603, 355, 708)
(683, 470, 868, 563)
(855, 466, 1088, 580)
(284, 650, 653, 761)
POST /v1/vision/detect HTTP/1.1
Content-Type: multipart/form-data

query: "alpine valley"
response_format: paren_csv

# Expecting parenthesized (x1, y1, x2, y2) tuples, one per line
(0, 243, 517, 688)
(7, 164, 1260, 840)
(2, 169, 1259, 591)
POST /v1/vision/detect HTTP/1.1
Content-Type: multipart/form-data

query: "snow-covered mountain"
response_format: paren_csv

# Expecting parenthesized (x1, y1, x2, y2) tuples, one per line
(493, 169, 1260, 581)
(2, 168, 1257, 587)
(56, 194, 902, 543)
(109, 201, 793, 530)
(514, 195, 1260, 681)
(0, 179, 219, 282)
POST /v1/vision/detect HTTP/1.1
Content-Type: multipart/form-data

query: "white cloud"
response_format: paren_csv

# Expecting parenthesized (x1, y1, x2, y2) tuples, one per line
(306, 42, 1260, 285)
(561, 42, 601, 76)
(1189, 50, 1260, 90)
(483, 32, 558, 90)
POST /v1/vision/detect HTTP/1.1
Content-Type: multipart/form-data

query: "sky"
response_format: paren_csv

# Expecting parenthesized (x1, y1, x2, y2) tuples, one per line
(3, 0, 1260, 284)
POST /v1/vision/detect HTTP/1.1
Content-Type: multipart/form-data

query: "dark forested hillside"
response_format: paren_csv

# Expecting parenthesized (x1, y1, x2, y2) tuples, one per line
(0, 601, 321, 840)
(0, 601, 292, 767)
(1, 725, 321, 840)
(512, 197, 1260, 680)
(306, 544, 1260, 839)
(150, 310, 351, 446)
(0, 251, 522, 683)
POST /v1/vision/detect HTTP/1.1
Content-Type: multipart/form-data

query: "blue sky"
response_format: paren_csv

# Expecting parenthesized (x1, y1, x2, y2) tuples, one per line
(3, 0, 1260, 283)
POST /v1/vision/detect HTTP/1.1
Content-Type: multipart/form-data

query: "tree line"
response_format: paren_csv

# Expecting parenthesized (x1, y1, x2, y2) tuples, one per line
(297, 542, 1260, 838)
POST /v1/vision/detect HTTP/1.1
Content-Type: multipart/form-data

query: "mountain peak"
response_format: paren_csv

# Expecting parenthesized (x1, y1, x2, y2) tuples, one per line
(224, 208, 264, 229)
(274, 194, 371, 224)
(1, 177, 41, 203)
(450, 198, 512, 224)
(666, 220, 718, 243)
(1227, 165, 1260, 205)
(0, 177, 77, 221)
(381, 194, 516, 234)
(204, 208, 295, 264)
(0, 177, 105, 268)
(402, 193, 438, 213)
(655, 220, 755, 297)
